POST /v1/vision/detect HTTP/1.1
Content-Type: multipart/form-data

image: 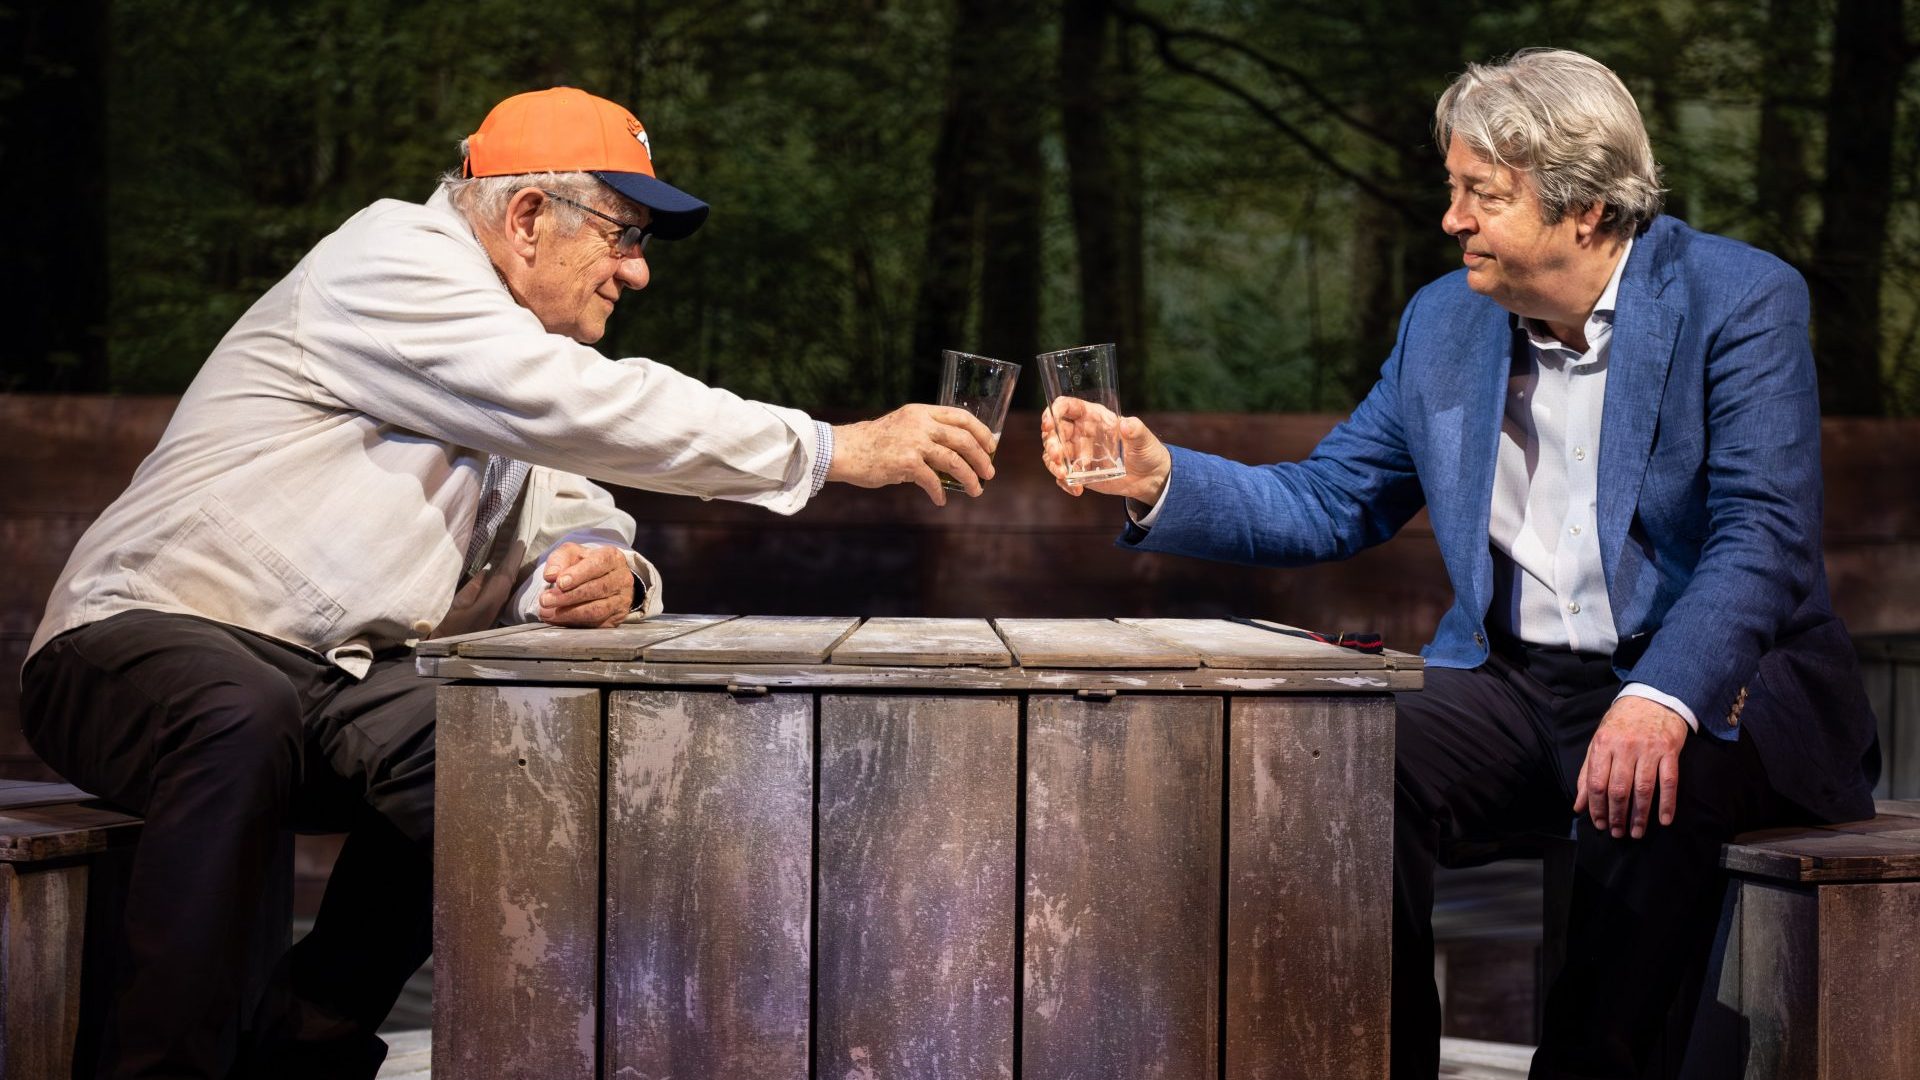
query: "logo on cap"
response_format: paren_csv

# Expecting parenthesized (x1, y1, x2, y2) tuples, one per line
(625, 117, 652, 163)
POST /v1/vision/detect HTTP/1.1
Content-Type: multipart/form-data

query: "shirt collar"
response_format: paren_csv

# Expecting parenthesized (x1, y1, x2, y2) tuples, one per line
(1518, 234, 1635, 357)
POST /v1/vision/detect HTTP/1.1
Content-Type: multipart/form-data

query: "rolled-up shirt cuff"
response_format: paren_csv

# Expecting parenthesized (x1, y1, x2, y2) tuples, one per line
(810, 421, 834, 497)
(1616, 682, 1699, 733)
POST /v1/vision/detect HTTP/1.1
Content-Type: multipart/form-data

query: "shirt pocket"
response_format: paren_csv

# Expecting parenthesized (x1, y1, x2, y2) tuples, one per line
(129, 497, 347, 645)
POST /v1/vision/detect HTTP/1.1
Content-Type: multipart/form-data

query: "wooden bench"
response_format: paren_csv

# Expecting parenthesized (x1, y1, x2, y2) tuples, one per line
(1690, 799, 1920, 1079)
(0, 779, 141, 1080)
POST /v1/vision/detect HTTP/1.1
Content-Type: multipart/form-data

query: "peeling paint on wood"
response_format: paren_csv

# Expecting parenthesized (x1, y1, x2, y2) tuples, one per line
(817, 694, 1018, 1079)
(603, 689, 812, 1078)
(1023, 694, 1222, 1077)
(1227, 696, 1393, 1079)
(434, 685, 601, 1080)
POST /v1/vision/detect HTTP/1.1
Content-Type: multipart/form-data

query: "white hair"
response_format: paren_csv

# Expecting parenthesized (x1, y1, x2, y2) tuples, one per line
(437, 138, 621, 235)
(1435, 48, 1665, 237)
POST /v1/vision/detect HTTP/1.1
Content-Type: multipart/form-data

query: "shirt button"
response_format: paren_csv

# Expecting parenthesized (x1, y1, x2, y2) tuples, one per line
(1569, 525, 1582, 536)
(1567, 601, 1581, 614)
(1574, 447, 1587, 461)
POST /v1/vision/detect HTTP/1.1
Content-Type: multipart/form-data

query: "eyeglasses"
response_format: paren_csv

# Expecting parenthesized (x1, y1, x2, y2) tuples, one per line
(541, 190, 651, 258)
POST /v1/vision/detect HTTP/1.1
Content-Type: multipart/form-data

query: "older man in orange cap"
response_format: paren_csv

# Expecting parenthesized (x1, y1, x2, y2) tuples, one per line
(21, 87, 996, 1079)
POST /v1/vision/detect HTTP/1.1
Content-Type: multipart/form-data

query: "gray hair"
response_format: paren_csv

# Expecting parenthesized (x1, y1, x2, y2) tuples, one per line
(1435, 48, 1665, 236)
(437, 138, 618, 235)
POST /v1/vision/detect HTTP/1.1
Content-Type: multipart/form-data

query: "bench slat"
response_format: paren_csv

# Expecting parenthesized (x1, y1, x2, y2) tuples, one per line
(0, 802, 142, 863)
(1723, 816, 1920, 884)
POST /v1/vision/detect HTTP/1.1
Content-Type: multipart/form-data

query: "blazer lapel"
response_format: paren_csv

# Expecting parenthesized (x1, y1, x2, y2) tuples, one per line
(1598, 228, 1682, 587)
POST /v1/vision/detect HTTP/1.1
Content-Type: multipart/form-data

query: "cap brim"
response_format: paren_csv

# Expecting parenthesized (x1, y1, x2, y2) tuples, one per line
(592, 170, 709, 241)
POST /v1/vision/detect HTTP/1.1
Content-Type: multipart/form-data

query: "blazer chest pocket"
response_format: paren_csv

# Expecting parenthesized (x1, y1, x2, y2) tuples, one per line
(129, 499, 347, 644)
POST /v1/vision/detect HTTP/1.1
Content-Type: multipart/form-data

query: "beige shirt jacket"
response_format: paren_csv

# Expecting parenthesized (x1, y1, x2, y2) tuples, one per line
(32, 187, 822, 677)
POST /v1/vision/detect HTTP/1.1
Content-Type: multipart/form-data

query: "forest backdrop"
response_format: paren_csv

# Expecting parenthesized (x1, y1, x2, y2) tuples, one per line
(5, 0, 1919, 416)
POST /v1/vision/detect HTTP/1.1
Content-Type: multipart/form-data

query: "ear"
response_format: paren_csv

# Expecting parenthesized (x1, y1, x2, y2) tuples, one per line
(1574, 200, 1607, 243)
(501, 187, 549, 260)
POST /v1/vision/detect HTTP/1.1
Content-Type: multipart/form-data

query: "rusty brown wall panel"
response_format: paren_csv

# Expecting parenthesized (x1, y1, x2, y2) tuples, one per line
(433, 685, 601, 1080)
(816, 693, 1018, 1080)
(1738, 881, 1819, 1080)
(0, 863, 86, 1080)
(1023, 694, 1221, 1079)
(1817, 882, 1920, 1079)
(602, 690, 811, 1079)
(1226, 696, 1393, 1080)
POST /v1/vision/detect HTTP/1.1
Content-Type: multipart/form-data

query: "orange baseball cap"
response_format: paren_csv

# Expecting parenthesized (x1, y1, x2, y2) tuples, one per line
(462, 87, 709, 240)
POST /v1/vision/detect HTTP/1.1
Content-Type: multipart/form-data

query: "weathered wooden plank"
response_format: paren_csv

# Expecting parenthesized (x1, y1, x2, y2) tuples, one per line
(1722, 827, 1920, 884)
(1118, 617, 1389, 669)
(1817, 881, 1920, 1078)
(417, 655, 1422, 693)
(816, 694, 1017, 1080)
(641, 615, 861, 664)
(1023, 694, 1220, 1077)
(603, 690, 812, 1079)
(1877, 799, 1920, 819)
(0, 863, 86, 1080)
(828, 617, 1012, 667)
(1226, 695, 1393, 1079)
(992, 619, 1200, 669)
(434, 685, 601, 1080)
(460, 615, 734, 660)
(414, 622, 546, 658)
(1738, 881, 1819, 1080)
(0, 801, 142, 863)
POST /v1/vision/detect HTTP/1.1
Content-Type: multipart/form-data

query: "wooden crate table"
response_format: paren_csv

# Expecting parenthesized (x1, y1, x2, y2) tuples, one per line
(418, 615, 1422, 1080)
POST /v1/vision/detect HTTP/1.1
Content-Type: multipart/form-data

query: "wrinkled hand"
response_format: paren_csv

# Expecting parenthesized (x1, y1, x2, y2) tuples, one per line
(829, 404, 997, 506)
(538, 543, 635, 628)
(1573, 696, 1689, 839)
(1040, 399, 1171, 505)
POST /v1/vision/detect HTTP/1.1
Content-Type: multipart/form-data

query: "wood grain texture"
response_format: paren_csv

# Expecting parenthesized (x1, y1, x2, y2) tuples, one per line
(1815, 881, 1920, 1079)
(418, 655, 1422, 694)
(1023, 694, 1221, 1078)
(0, 781, 87, 810)
(828, 617, 1013, 667)
(992, 619, 1201, 669)
(1227, 696, 1394, 1080)
(434, 685, 601, 1080)
(0, 863, 86, 1080)
(0, 800, 142, 862)
(1876, 799, 1920, 818)
(1722, 818, 1920, 883)
(458, 615, 734, 660)
(1861, 652, 1895, 800)
(413, 623, 545, 658)
(641, 615, 861, 664)
(1738, 881, 1819, 1080)
(816, 694, 1017, 1080)
(1119, 618, 1393, 670)
(602, 690, 812, 1080)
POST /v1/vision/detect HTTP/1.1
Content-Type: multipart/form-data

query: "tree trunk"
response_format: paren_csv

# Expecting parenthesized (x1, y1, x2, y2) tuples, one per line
(1754, 0, 1821, 265)
(5, 0, 111, 391)
(1810, 0, 1908, 416)
(1061, 0, 1147, 396)
(911, 0, 1046, 399)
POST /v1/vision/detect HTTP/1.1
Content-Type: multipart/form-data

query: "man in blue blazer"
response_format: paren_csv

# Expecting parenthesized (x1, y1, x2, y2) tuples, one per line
(1044, 49, 1879, 1079)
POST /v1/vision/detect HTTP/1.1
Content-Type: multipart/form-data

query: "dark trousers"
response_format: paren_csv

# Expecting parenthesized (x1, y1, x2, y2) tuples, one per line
(1391, 637, 1801, 1080)
(21, 609, 444, 1080)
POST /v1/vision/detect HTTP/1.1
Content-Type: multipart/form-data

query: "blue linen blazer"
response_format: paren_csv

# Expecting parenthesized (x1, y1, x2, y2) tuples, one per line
(1124, 215, 1878, 822)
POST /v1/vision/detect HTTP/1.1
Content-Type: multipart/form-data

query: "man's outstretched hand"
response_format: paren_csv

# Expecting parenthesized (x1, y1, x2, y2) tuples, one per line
(1040, 399, 1172, 506)
(1574, 696, 1689, 840)
(830, 404, 997, 506)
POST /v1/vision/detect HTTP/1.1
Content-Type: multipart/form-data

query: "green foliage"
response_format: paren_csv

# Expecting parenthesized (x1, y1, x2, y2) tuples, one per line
(89, 0, 1920, 414)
